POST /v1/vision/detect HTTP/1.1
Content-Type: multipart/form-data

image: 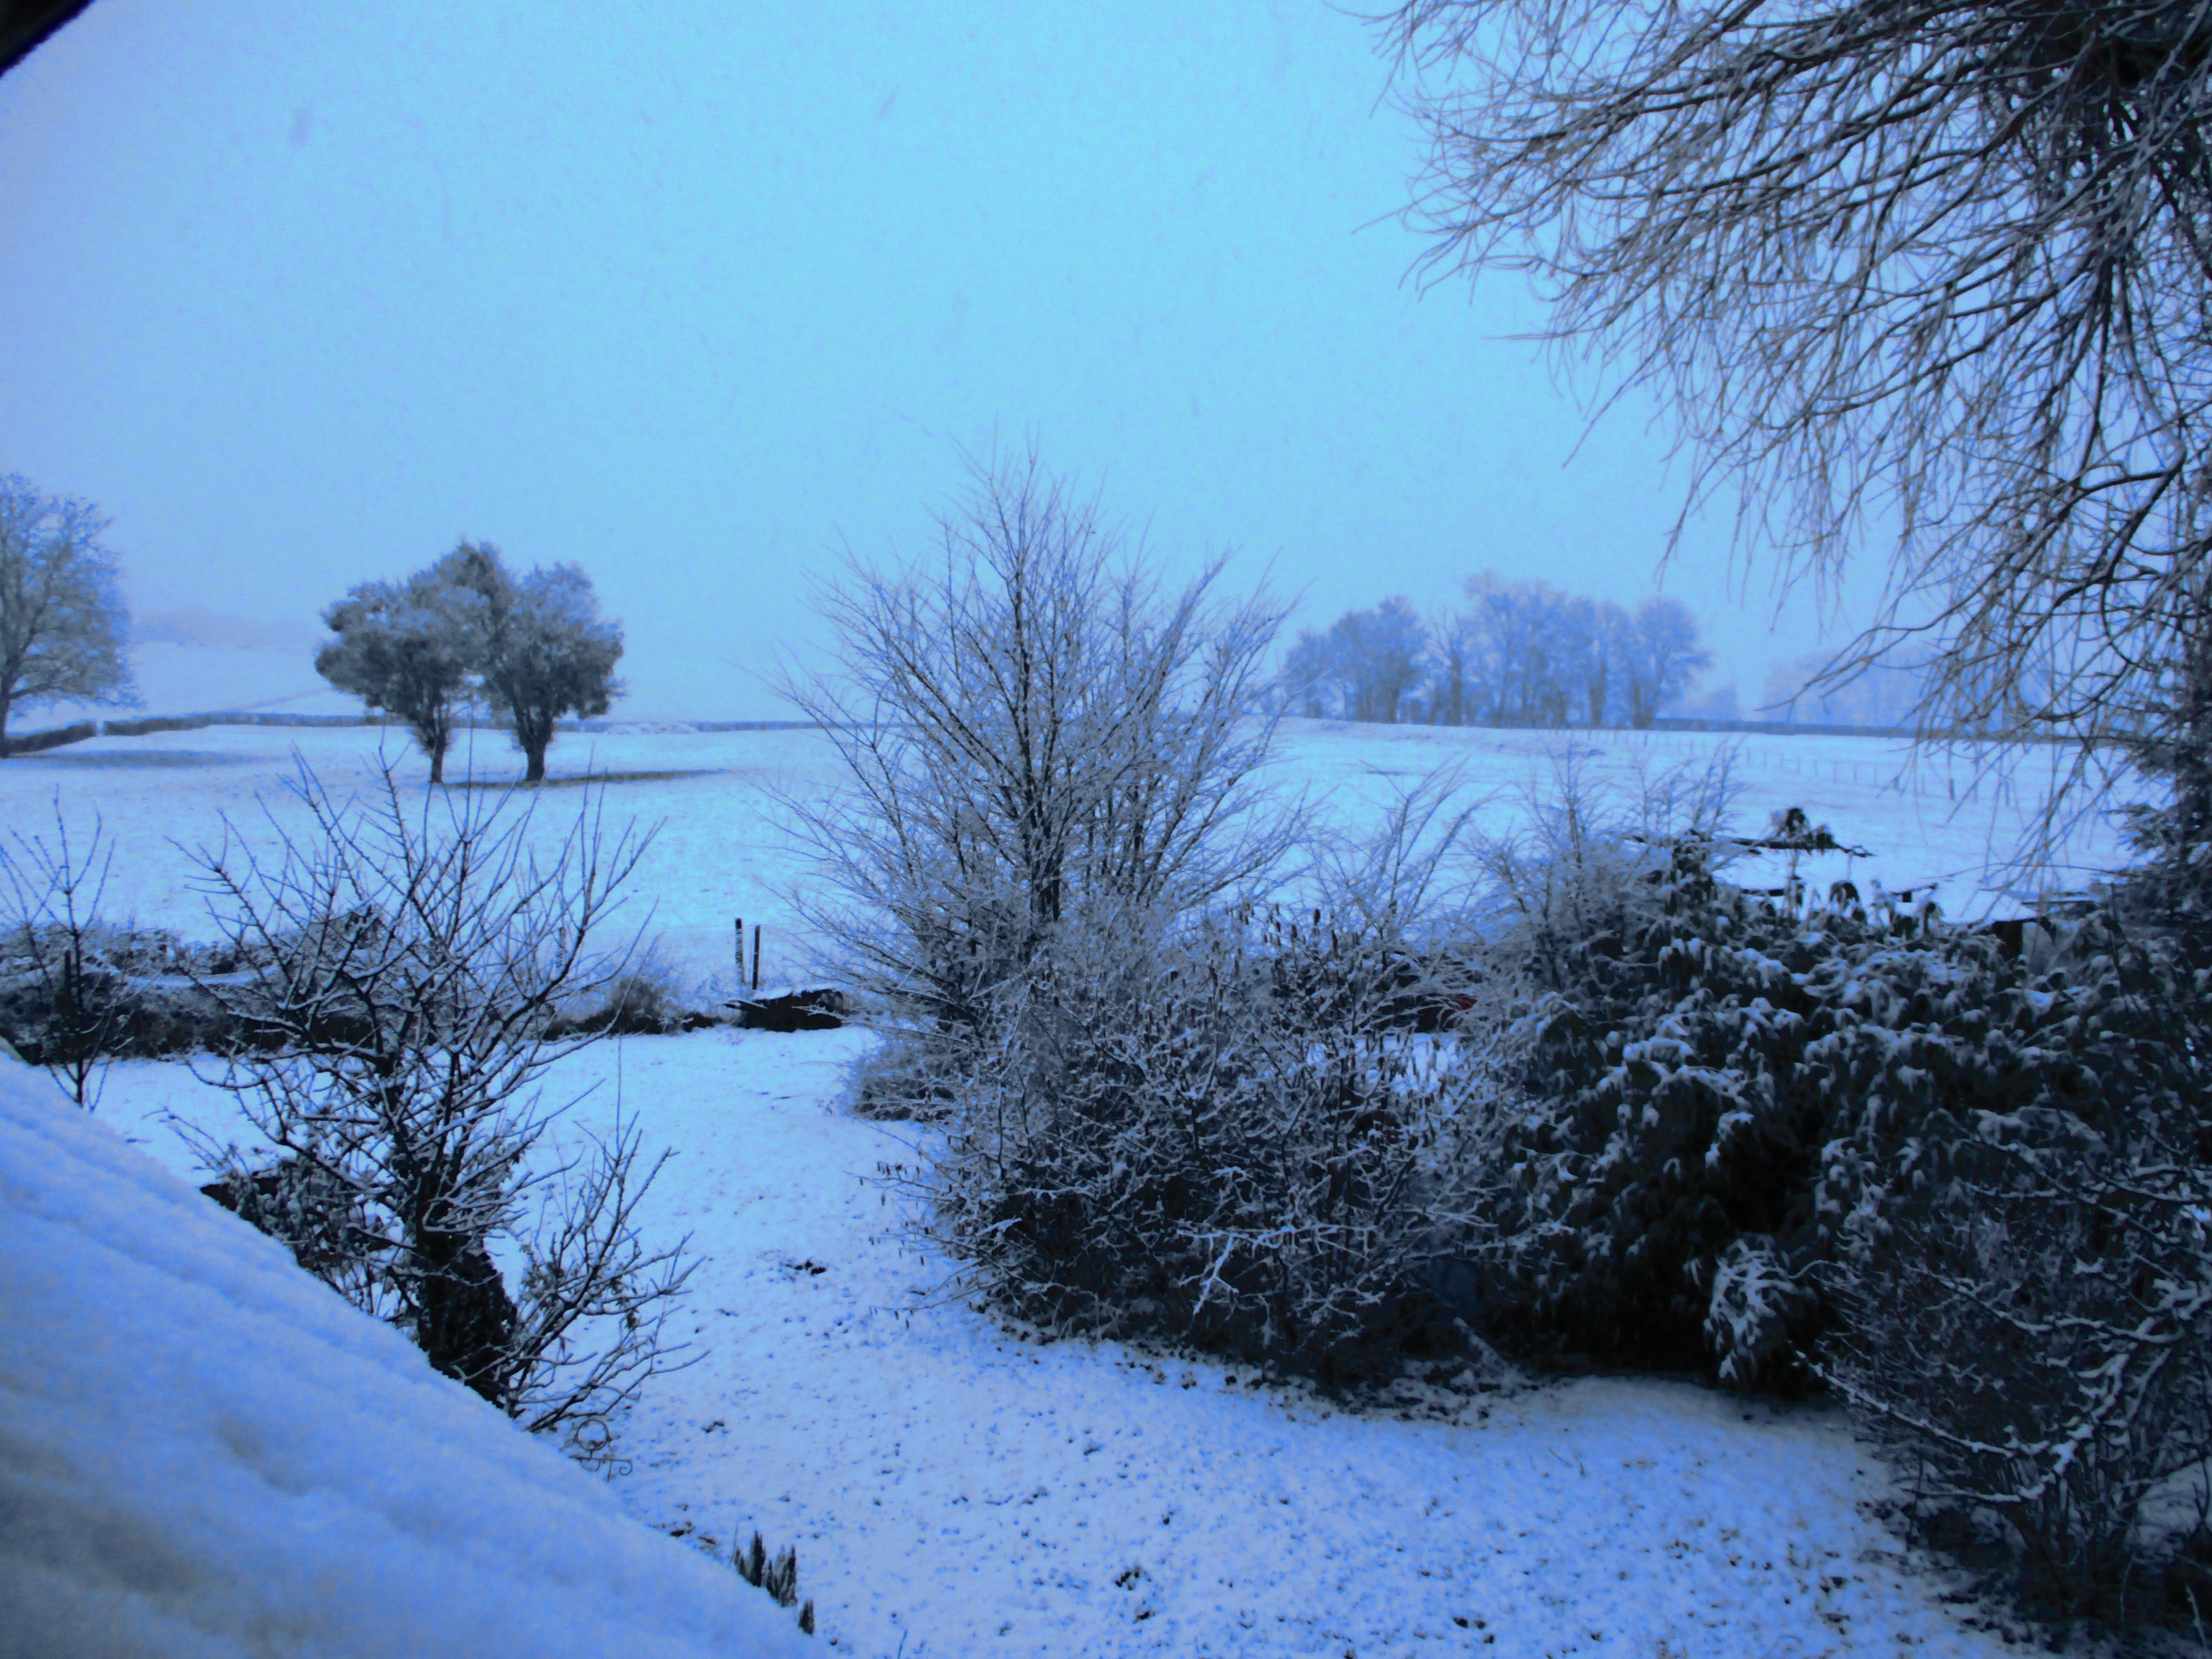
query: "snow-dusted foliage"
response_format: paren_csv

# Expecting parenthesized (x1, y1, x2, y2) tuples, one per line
(1827, 1084, 2212, 1623)
(1462, 763, 2210, 1392)
(921, 848, 1497, 1378)
(1456, 756, 2212, 1621)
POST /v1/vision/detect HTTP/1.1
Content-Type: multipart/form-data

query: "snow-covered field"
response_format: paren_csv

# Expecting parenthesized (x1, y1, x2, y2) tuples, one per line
(0, 715, 2130, 988)
(3, 715, 2118, 1656)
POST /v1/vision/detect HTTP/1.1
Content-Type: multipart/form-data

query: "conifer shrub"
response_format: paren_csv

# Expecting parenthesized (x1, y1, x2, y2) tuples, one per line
(1459, 763, 2212, 1395)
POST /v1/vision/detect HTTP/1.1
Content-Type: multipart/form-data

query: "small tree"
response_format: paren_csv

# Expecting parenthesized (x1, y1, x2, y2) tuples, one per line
(0, 801, 119, 1109)
(186, 765, 692, 1465)
(0, 475, 136, 757)
(785, 452, 1295, 1029)
(315, 549, 482, 785)
(454, 546, 624, 785)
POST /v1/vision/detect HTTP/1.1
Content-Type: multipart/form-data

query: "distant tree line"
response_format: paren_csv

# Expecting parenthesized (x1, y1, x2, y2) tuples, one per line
(317, 542, 623, 784)
(1281, 574, 1709, 730)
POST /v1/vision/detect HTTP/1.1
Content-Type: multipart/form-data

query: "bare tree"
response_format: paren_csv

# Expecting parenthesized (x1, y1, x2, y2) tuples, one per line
(0, 800, 118, 1109)
(0, 475, 136, 757)
(1281, 627, 1343, 718)
(185, 764, 692, 1466)
(1577, 599, 1627, 727)
(783, 452, 1297, 1028)
(1382, 0, 2212, 784)
(1465, 573, 1581, 727)
(1617, 597, 1712, 728)
(1422, 607, 1484, 726)
(1283, 599, 1429, 723)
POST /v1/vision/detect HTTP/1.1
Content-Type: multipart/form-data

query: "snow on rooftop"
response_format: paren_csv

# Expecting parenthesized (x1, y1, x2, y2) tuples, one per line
(0, 1057, 812, 1659)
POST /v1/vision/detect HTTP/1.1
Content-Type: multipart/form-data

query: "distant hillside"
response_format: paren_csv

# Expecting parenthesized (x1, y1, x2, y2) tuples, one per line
(132, 606, 323, 656)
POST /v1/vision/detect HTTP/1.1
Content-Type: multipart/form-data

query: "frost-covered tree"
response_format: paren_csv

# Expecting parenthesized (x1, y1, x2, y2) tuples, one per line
(1421, 607, 1485, 726)
(1381, 0, 2212, 773)
(785, 452, 1294, 1027)
(315, 549, 484, 785)
(0, 475, 136, 757)
(450, 546, 624, 785)
(1290, 597, 1429, 723)
(1583, 601, 1637, 725)
(326, 542, 625, 787)
(1464, 574, 1581, 727)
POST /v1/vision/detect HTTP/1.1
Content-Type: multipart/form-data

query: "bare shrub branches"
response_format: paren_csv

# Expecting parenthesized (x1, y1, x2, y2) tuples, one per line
(1383, 0, 2212, 773)
(0, 799, 119, 1108)
(183, 762, 695, 1466)
(783, 452, 1297, 1026)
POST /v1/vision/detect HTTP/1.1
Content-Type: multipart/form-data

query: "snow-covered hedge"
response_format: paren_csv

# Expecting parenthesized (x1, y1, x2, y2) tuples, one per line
(0, 1058, 812, 1658)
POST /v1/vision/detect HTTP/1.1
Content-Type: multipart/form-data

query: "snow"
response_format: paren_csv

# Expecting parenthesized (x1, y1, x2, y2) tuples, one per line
(0, 1056, 815, 1658)
(2, 714, 2104, 1655)
(0, 716, 2130, 1001)
(89, 1032, 2016, 1658)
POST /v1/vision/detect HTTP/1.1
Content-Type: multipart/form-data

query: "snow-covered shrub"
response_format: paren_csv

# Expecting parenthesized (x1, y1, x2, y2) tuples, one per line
(1462, 759, 1842, 1378)
(923, 786, 1498, 1379)
(1825, 1060, 2212, 1625)
(851, 1030, 963, 1121)
(546, 963, 717, 1037)
(1458, 759, 2212, 1396)
(185, 761, 697, 1468)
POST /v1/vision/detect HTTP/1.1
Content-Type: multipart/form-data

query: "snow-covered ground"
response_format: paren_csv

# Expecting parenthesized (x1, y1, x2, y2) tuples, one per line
(0, 1057, 814, 1659)
(0, 716, 2130, 995)
(95, 1032, 2013, 1659)
(4, 714, 2123, 1655)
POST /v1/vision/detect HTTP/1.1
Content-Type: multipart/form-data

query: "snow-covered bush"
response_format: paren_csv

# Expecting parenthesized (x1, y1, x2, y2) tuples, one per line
(1448, 755, 2212, 1624)
(1458, 760, 2212, 1396)
(1826, 1089, 2212, 1625)
(184, 762, 697, 1468)
(545, 963, 718, 1037)
(922, 787, 1498, 1379)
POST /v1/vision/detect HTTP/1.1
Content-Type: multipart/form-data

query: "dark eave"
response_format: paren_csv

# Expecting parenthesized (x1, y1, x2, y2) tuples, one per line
(1, 0, 95, 80)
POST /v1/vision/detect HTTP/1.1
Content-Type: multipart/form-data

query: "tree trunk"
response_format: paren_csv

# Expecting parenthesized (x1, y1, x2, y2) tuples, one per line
(412, 1227, 519, 1409)
(0, 687, 10, 758)
(512, 704, 552, 783)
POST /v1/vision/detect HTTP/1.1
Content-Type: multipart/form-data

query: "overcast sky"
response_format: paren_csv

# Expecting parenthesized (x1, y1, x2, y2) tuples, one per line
(0, 0, 1864, 718)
